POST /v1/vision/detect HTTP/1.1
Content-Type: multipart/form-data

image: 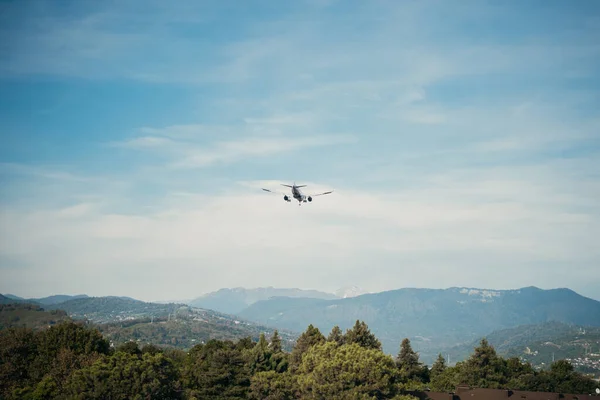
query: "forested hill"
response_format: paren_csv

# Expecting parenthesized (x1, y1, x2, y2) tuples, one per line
(0, 303, 72, 330)
(29, 294, 89, 305)
(44, 296, 186, 323)
(187, 287, 339, 315)
(1, 294, 31, 305)
(236, 286, 600, 363)
(441, 321, 600, 375)
(0, 293, 89, 306)
(38, 296, 299, 350)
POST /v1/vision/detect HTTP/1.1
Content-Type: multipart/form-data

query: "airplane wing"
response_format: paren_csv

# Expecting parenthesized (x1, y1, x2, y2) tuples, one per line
(309, 190, 334, 197)
(261, 188, 288, 196)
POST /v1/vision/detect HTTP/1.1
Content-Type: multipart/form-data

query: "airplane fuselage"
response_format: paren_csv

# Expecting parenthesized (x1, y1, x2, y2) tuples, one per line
(292, 185, 305, 202)
(284, 184, 311, 205)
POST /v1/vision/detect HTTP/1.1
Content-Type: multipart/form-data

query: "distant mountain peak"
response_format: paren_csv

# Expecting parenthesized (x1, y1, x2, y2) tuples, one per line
(335, 286, 368, 299)
(4, 294, 25, 300)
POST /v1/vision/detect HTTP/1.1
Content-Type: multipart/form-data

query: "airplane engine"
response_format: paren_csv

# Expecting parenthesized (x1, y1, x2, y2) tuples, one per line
(308, 196, 312, 202)
(284, 195, 290, 202)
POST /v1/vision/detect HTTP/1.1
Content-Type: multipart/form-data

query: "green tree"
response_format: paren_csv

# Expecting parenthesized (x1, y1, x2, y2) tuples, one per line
(541, 359, 597, 394)
(249, 333, 271, 374)
(327, 325, 344, 346)
(116, 341, 142, 356)
(141, 344, 163, 356)
(269, 330, 282, 353)
(236, 336, 255, 351)
(457, 338, 508, 389)
(32, 321, 110, 383)
(268, 330, 288, 373)
(296, 341, 400, 399)
(32, 374, 59, 399)
(33, 347, 101, 398)
(182, 339, 251, 399)
(64, 352, 182, 399)
(429, 364, 461, 392)
(430, 353, 447, 379)
(289, 324, 325, 372)
(395, 338, 429, 383)
(504, 357, 535, 389)
(343, 320, 382, 351)
(248, 371, 298, 400)
(0, 327, 37, 398)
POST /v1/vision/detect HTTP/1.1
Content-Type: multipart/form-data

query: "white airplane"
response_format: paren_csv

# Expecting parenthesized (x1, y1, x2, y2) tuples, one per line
(262, 183, 333, 206)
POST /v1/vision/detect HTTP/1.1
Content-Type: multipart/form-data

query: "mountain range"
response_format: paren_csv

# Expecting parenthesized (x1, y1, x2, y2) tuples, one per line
(2, 285, 600, 367)
(235, 286, 600, 363)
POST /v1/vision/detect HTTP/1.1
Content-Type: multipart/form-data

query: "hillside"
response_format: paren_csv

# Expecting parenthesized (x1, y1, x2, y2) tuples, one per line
(3, 294, 25, 300)
(40, 296, 300, 351)
(187, 286, 339, 315)
(0, 303, 72, 330)
(0, 293, 90, 306)
(236, 286, 600, 364)
(504, 325, 600, 377)
(442, 322, 600, 375)
(30, 294, 89, 305)
(44, 296, 184, 323)
(0, 294, 31, 305)
(96, 313, 298, 352)
(445, 321, 588, 360)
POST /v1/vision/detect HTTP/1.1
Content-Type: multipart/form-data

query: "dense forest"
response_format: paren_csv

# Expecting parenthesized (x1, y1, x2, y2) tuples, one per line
(1, 319, 597, 399)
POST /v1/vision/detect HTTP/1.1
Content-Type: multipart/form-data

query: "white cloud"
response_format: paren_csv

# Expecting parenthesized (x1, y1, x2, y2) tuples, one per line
(0, 163, 95, 183)
(2, 157, 599, 301)
(110, 132, 357, 169)
(172, 136, 355, 169)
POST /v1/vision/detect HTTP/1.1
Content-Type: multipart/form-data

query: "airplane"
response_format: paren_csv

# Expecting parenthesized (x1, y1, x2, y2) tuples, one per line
(261, 183, 333, 205)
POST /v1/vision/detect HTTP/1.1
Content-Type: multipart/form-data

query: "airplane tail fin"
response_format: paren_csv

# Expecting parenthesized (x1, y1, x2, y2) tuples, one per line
(281, 183, 306, 188)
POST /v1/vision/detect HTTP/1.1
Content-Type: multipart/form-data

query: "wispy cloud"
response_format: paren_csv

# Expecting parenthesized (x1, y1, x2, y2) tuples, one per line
(0, 163, 94, 183)
(169, 135, 356, 169)
(2, 163, 599, 301)
(3, 1, 598, 85)
(110, 128, 357, 169)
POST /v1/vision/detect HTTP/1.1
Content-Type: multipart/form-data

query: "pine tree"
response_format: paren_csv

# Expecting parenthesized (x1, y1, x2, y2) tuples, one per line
(327, 325, 344, 346)
(459, 338, 508, 389)
(343, 320, 381, 351)
(289, 324, 325, 371)
(295, 341, 401, 399)
(268, 330, 288, 372)
(430, 353, 447, 379)
(250, 333, 271, 374)
(396, 338, 428, 383)
(269, 330, 282, 353)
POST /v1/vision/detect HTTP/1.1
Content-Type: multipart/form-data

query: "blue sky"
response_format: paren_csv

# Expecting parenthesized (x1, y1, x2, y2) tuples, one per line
(1, 0, 599, 302)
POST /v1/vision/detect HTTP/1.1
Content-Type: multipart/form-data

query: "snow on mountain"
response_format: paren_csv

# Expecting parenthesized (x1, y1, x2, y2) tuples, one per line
(335, 286, 368, 298)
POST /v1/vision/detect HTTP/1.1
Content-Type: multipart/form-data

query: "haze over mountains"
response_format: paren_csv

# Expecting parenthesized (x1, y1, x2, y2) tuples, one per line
(235, 286, 600, 361)
(187, 286, 341, 315)
(2, 285, 600, 367)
